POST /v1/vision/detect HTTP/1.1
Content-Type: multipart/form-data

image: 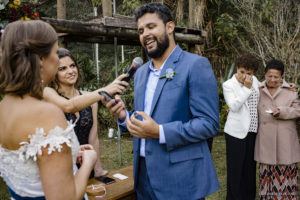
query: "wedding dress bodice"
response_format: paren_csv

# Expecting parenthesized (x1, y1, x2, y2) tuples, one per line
(0, 122, 80, 197)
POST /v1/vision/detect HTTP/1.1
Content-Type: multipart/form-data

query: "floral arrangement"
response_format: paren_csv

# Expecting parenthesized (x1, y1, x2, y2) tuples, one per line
(0, 0, 40, 36)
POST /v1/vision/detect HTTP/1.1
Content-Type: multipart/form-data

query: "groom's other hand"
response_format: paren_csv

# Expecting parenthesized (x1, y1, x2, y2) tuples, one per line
(127, 111, 159, 139)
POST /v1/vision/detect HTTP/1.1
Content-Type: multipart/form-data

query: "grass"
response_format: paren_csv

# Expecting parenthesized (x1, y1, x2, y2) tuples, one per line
(0, 133, 299, 200)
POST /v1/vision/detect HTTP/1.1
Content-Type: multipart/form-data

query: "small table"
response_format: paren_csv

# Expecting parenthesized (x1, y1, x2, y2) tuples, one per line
(87, 166, 136, 200)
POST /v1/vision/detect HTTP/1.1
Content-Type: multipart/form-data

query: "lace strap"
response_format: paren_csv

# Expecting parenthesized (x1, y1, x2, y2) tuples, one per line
(18, 121, 76, 162)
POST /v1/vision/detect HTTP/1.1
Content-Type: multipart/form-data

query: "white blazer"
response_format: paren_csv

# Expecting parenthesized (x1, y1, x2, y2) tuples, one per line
(223, 74, 260, 139)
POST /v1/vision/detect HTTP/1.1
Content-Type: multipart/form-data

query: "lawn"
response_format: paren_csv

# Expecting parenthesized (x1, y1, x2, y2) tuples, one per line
(0, 133, 298, 200)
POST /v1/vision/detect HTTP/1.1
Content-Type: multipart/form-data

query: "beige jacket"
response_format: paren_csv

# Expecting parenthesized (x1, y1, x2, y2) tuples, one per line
(254, 80, 300, 165)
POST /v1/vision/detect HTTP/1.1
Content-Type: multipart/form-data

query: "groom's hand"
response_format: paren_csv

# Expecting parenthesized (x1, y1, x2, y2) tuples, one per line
(127, 111, 159, 139)
(104, 95, 127, 121)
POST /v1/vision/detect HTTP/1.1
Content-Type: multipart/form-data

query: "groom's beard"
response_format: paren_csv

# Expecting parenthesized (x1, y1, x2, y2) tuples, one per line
(143, 33, 169, 59)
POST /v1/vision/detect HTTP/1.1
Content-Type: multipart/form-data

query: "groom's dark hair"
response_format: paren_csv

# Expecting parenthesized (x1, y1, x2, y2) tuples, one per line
(133, 2, 173, 24)
(134, 3, 175, 40)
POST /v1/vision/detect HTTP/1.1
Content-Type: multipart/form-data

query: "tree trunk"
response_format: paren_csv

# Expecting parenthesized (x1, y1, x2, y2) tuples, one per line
(188, 0, 195, 29)
(57, 0, 66, 19)
(176, 0, 184, 24)
(195, 0, 206, 29)
(102, 0, 112, 17)
(189, 0, 206, 54)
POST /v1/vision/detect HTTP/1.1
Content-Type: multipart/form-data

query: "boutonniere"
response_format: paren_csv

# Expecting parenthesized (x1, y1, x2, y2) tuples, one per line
(159, 68, 178, 80)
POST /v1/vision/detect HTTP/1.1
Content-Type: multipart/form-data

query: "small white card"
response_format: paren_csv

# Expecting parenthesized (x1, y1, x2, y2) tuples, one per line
(113, 173, 128, 180)
(265, 109, 273, 114)
(266, 108, 273, 114)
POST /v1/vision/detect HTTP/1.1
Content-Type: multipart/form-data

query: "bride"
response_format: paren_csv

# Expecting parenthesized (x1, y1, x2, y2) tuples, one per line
(0, 20, 110, 200)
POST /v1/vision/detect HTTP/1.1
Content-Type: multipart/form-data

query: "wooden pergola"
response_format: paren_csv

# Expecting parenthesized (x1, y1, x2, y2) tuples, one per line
(42, 14, 206, 49)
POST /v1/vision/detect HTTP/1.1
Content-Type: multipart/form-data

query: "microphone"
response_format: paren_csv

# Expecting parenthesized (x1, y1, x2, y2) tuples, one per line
(121, 57, 143, 82)
(98, 57, 143, 104)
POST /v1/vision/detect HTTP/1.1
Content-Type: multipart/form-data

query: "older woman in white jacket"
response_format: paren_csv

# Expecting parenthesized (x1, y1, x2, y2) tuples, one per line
(223, 54, 260, 200)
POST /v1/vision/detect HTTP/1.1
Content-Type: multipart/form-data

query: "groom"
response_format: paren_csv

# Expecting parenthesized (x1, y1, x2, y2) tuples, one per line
(105, 3, 219, 200)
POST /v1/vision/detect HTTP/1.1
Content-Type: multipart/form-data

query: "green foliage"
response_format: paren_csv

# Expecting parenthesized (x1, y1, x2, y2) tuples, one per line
(91, 0, 102, 7)
(38, 0, 94, 20)
(74, 53, 97, 88)
(98, 58, 135, 132)
(215, 13, 239, 43)
(120, 0, 141, 16)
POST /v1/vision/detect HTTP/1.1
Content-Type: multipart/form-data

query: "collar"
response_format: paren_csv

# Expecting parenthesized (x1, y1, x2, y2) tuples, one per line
(148, 45, 177, 73)
(259, 79, 290, 89)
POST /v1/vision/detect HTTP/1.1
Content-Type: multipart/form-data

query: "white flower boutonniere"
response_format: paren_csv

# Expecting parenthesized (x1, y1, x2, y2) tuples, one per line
(159, 68, 178, 80)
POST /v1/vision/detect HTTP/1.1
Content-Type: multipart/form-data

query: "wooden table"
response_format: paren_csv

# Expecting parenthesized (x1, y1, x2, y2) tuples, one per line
(87, 166, 136, 200)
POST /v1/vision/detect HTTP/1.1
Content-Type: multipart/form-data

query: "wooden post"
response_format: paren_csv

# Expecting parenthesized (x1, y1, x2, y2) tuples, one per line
(176, 0, 184, 23)
(102, 0, 112, 17)
(57, 0, 66, 47)
(188, 0, 205, 55)
(57, 0, 66, 19)
(188, 0, 195, 29)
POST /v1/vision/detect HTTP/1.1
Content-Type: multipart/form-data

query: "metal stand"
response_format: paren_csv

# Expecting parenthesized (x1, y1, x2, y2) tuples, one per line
(113, 0, 122, 165)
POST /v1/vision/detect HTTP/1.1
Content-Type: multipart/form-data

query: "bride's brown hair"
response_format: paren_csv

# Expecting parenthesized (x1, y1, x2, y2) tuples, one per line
(0, 20, 57, 99)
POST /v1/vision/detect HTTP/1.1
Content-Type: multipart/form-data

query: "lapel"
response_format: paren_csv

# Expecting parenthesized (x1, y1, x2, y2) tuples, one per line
(271, 80, 290, 99)
(135, 63, 151, 111)
(149, 46, 182, 116)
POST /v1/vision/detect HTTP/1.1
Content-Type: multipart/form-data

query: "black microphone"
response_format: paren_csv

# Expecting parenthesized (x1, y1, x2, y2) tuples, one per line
(121, 57, 143, 82)
(98, 57, 143, 104)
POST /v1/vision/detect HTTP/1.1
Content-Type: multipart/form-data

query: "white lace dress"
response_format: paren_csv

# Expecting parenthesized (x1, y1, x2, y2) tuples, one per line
(0, 122, 81, 198)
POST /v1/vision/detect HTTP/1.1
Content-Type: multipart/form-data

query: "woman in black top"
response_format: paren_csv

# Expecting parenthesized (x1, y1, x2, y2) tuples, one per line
(44, 48, 129, 177)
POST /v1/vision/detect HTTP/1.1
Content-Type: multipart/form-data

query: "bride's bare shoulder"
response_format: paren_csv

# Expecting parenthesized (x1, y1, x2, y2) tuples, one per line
(31, 100, 68, 131)
(0, 96, 68, 149)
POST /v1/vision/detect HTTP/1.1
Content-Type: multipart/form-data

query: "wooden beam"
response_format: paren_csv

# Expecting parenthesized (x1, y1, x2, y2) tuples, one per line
(43, 17, 204, 45)
(60, 35, 140, 45)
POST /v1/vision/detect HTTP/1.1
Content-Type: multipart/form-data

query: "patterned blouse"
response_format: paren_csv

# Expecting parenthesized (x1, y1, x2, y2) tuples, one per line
(247, 86, 259, 133)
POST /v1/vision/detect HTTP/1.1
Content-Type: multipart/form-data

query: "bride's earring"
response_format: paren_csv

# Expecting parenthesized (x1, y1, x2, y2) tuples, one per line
(40, 66, 44, 86)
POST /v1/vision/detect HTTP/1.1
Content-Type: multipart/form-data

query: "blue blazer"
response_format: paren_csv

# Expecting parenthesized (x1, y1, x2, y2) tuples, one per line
(121, 46, 220, 199)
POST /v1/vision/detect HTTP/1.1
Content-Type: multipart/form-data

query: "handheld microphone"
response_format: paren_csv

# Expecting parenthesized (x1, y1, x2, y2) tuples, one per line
(99, 57, 143, 104)
(121, 57, 143, 82)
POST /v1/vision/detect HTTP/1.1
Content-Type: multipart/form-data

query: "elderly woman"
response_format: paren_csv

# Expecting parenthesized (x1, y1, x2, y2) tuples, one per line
(223, 54, 260, 200)
(255, 59, 300, 199)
